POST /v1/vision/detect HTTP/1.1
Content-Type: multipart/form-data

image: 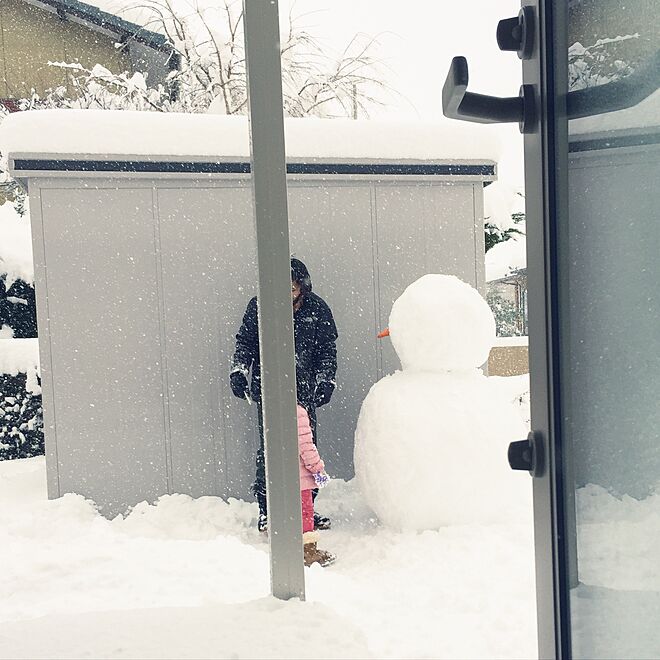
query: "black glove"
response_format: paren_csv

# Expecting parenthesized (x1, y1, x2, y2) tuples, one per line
(230, 371, 249, 400)
(314, 381, 335, 407)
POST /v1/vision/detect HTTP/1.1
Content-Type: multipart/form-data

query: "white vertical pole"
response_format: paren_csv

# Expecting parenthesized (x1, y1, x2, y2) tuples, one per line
(242, 0, 305, 600)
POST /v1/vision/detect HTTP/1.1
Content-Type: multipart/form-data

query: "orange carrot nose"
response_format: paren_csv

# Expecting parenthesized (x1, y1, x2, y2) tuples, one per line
(377, 328, 390, 339)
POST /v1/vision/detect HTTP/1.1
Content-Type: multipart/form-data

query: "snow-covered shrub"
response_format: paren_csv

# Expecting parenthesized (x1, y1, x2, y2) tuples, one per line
(0, 202, 36, 339)
(487, 287, 526, 337)
(485, 211, 525, 253)
(30, 64, 175, 112)
(0, 107, 28, 216)
(568, 34, 637, 91)
(0, 338, 42, 461)
(0, 276, 36, 339)
(0, 371, 43, 460)
(0, 203, 40, 461)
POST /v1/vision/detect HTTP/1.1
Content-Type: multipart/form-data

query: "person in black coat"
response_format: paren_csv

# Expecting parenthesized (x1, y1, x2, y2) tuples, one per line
(230, 258, 338, 532)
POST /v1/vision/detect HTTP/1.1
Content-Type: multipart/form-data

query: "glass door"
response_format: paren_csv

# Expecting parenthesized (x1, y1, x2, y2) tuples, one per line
(524, 0, 660, 657)
(443, 0, 659, 656)
(548, 1, 660, 657)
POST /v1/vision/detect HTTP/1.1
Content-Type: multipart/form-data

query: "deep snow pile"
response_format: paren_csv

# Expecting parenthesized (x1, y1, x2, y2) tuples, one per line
(354, 275, 530, 530)
(0, 436, 538, 659)
(4, 445, 658, 659)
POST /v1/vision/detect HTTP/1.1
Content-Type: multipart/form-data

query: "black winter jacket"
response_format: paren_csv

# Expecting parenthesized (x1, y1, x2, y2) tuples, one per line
(231, 292, 338, 406)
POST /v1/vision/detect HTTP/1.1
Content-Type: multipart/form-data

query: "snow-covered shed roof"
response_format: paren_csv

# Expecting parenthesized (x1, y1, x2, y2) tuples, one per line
(1, 110, 499, 180)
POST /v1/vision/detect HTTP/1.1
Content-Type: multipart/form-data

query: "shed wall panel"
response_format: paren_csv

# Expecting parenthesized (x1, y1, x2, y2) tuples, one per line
(157, 185, 257, 499)
(288, 183, 377, 480)
(40, 186, 168, 514)
(374, 183, 478, 374)
(30, 173, 489, 513)
(567, 146, 660, 497)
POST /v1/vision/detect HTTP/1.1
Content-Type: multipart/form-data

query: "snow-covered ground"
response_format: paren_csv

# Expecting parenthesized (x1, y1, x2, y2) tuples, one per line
(1, 375, 538, 660)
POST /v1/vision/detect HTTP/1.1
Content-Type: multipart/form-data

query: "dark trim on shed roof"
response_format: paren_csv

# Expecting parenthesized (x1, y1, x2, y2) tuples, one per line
(23, 0, 173, 52)
(569, 131, 660, 153)
(12, 158, 496, 177)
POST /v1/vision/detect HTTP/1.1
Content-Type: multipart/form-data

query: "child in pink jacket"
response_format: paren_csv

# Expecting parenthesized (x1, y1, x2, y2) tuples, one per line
(297, 404, 336, 567)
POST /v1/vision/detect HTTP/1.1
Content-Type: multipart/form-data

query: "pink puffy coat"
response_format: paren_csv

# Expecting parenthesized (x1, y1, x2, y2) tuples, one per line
(297, 404, 324, 490)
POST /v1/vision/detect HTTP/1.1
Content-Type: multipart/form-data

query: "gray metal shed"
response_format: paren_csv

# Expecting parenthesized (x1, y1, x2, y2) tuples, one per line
(566, 92, 660, 499)
(4, 110, 497, 516)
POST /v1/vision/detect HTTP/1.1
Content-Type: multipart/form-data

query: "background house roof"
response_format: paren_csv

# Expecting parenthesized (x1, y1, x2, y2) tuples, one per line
(21, 0, 173, 53)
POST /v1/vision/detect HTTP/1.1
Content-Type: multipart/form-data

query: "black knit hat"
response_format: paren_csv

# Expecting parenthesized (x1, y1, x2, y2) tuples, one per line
(291, 257, 312, 294)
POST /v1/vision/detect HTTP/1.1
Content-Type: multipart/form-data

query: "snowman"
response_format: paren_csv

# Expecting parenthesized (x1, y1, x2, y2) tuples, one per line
(354, 274, 531, 531)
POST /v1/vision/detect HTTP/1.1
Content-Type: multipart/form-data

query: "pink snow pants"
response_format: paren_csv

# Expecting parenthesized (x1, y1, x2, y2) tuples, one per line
(301, 489, 314, 533)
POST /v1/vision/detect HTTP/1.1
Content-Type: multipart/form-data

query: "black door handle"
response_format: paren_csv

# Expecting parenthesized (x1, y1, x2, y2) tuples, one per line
(442, 56, 535, 133)
(444, 47, 658, 128)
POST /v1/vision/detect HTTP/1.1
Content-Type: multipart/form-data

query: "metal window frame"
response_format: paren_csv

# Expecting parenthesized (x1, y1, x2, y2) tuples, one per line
(522, 1, 573, 657)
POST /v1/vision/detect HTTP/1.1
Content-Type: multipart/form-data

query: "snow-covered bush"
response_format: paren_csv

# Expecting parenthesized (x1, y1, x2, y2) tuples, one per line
(485, 211, 525, 253)
(0, 201, 35, 338)
(29, 64, 174, 112)
(0, 203, 39, 461)
(0, 338, 42, 461)
(0, 107, 28, 216)
(568, 34, 637, 91)
(486, 287, 526, 337)
(0, 370, 43, 460)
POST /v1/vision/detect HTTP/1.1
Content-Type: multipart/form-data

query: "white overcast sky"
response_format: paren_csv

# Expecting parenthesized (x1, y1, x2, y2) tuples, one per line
(280, 0, 525, 190)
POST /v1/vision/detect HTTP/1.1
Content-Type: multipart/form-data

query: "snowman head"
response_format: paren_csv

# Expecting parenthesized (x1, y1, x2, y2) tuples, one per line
(388, 274, 496, 372)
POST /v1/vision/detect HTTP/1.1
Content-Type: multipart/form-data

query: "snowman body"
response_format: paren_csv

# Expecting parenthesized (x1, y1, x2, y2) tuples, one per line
(353, 274, 530, 531)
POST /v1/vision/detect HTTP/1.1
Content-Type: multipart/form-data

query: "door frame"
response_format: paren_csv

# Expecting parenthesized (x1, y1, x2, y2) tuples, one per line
(522, 1, 572, 657)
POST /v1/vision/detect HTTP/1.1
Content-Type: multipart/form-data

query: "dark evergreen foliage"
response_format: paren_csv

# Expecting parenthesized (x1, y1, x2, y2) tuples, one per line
(0, 372, 43, 460)
(0, 274, 42, 460)
(484, 212, 525, 253)
(486, 289, 526, 337)
(2, 277, 38, 338)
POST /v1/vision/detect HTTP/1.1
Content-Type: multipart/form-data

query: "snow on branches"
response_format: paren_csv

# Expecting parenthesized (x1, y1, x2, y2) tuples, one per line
(568, 34, 638, 91)
(127, 0, 390, 117)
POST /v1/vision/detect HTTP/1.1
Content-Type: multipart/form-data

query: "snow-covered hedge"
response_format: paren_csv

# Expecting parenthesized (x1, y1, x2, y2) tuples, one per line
(0, 204, 41, 460)
(0, 201, 37, 339)
(0, 338, 42, 460)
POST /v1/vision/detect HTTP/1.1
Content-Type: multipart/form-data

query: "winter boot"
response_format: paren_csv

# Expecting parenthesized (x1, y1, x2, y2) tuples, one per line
(313, 512, 331, 531)
(303, 531, 336, 567)
(257, 513, 268, 533)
